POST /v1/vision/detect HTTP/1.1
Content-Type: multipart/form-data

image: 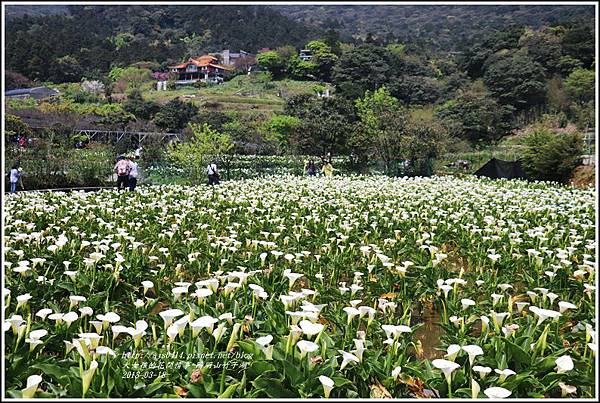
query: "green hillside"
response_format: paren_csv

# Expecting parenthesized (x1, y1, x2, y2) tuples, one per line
(5, 5, 319, 82)
(272, 4, 595, 52)
(142, 74, 326, 115)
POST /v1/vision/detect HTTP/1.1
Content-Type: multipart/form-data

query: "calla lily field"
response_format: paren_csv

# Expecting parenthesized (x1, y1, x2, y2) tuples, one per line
(3, 175, 597, 398)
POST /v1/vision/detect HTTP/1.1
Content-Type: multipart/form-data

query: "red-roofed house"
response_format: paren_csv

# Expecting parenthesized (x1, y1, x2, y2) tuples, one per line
(168, 55, 234, 85)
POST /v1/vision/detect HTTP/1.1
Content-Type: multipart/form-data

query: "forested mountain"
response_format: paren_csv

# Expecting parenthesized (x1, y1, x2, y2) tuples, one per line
(5, 5, 318, 82)
(4, 4, 69, 19)
(272, 5, 595, 52)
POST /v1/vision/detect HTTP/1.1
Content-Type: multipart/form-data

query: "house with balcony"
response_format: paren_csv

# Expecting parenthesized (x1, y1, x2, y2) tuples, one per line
(168, 55, 233, 85)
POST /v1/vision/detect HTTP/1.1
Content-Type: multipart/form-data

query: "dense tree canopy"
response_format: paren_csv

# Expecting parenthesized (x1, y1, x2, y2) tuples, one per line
(5, 5, 317, 82)
(153, 98, 199, 132)
(332, 45, 393, 100)
(284, 94, 355, 156)
(436, 86, 513, 143)
(483, 52, 547, 111)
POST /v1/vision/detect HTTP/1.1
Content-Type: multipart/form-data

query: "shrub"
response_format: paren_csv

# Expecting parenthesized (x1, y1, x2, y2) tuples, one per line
(5, 70, 33, 89)
(153, 99, 199, 132)
(5, 141, 113, 190)
(139, 135, 167, 165)
(166, 123, 233, 183)
(123, 90, 160, 120)
(5, 114, 33, 141)
(520, 128, 584, 183)
(81, 80, 106, 95)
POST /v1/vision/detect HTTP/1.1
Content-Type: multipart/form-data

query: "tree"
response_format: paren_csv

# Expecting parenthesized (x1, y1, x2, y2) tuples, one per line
(570, 102, 595, 131)
(306, 40, 339, 81)
(191, 110, 232, 131)
(123, 90, 160, 120)
(97, 109, 136, 130)
(181, 30, 212, 58)
(435, 87, 512, 143)
(483, 52, 547, 111)
(518, 28, 562, 74)
(288, 58, 317, 80)
(48, 55, 83, 83)
(388, 75, 443, 106)
(545, 76, 570, 116)
(386, 43, 406, 57)
(399, 115, 449, 176)
(153, 98, 199, 132)
(332, 44, 392, 99)
(284, 94, 354, 156)
(261, 115, 301, 152)
(110, 32, 135, 51)
(352, 86, 404, 174)
(461, 25, 525, 79)
(113, 67, 152, 93)
(351, 87, 449, 176)
(5, 114, 33, 142)
(166, 123, 233, 183)
(520, 127, 584, 183)
(564, 68, 595, 104)
(561, 23, 595, 68)
(564, 68, 595, 130)
(556, 56, 583, 76)
(257, 51, 287, 79)
(323, 29, 342, 55)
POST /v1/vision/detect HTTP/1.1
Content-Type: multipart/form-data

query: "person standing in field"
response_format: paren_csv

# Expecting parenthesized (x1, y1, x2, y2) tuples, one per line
(9, 163, 22, 193)
(114, 156, 131, 191)
(306, 159, 317, 176)
(128, 156, 139, 191)
(322, 160, 336, 177)
(207, 160, 220, 185)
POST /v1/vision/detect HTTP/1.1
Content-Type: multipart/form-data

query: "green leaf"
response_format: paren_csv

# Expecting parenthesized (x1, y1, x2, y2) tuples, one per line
(247, 361, 276, 379)
(527, 392, 546, 398)
(534, 356, 559, 372)
(185, 383, 205, 398)
(506, 340, 531, 366)
(282, 359, 303, 386)
(5, 390, 22, 398)
(251, 377, 297, 398)
(237, 340, 265, 360)
(30, 363, 71, 385)
(218, 383, 239, 398)
(143, 382, 170, 396)
(332, 376, 352, 388)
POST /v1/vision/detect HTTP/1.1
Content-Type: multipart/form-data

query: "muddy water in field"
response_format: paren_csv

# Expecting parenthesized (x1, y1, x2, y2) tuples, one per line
(411, 303, 445, 360)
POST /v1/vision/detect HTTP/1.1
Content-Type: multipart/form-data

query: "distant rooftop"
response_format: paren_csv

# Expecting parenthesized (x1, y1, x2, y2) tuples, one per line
(5, 86, 60, 99)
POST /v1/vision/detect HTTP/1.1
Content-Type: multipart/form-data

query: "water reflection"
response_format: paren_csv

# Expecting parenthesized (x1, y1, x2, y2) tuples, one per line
(412, 303, 445, 360)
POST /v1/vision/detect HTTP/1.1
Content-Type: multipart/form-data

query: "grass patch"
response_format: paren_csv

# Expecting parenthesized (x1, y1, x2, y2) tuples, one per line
(142, 74, 321, 108)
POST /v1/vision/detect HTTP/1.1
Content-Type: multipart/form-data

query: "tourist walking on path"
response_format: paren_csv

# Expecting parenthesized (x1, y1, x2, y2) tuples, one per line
(9, 163, 22, 193)
(128, 156, 139, 191)
(207, 161, 220, 185)
(114, 156, 131, 191)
